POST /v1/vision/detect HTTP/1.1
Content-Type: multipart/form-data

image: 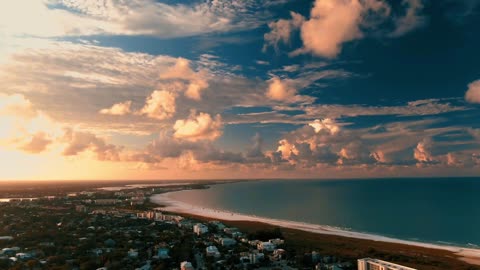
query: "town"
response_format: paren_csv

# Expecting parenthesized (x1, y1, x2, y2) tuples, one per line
(0, 184, 444, 270)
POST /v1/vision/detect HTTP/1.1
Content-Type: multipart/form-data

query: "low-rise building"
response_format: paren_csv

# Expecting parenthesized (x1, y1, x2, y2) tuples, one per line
(193, 223, 209, 235)
(221, 237, 236, 247)
(358, 258, 417, 270)
(210, 220, 226, 230)
(180, 261, 194, 270)
(269, 238, 285, 246)
(206, 246, 220, 258)
(128, 249, 139, 258)
(94, 199, 118, 205)
(157, 248, 169, 259)
(75, 205, 87, 213)
(272, 249, 286, 260)
(224, 227, 239, 235)
(249, 251, 265, 264)
(257, 241, 275, 252)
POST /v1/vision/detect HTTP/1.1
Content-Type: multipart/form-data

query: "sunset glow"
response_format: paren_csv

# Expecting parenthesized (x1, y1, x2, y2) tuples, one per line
(0, 0, 479, 180)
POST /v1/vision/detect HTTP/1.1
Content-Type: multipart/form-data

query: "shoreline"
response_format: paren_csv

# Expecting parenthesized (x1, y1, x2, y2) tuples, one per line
(150, 191, 480, 266)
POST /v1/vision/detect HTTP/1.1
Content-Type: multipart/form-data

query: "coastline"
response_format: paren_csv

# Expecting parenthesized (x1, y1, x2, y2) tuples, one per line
(151, 191, 480, 267)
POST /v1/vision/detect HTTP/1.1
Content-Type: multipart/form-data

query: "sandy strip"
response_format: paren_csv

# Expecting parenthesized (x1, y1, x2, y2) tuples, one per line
(150, 192, 480, 265)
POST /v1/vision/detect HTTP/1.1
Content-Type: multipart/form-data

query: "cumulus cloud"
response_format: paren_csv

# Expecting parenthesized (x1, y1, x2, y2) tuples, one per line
(0, 93, 58, 153)
(19, 132, 52, 154)
(446, 152, 479, 168)
(0, 93, 36, 118)
(337, 141, 375, 165)
(160, 58, 209, 100)
(414, 138, 435, 164)
(265, 0, 425, 58)
(99, 100, 132, 115)
(293, 0, 366, 58)
(465, 80, 480, 104)
(273, 119, 349, 167)
(266, 77, 297, 102)
(263, 11, 305, 52)
(62, 128, 122, 161)
(139, 90, 176, 120)
(173, 112, 223, 141)
(309, 118, 340, 135)
(136, 133, 246, 169)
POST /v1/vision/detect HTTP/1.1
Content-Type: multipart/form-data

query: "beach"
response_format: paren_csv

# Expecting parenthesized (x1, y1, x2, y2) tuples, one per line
(151, 191, 480, 268)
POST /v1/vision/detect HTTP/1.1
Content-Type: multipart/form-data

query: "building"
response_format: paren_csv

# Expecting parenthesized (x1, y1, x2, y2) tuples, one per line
(223, 227, 239, 235)
(75, 205, 87, 213)
(155, 212, 183, 222)
(206, 246, 220, 257)
(94, 199, 118, 205)
(137, 211, 155, 219)
(210, 220, 226, 230)
(358, 258, 417, 270)
(128, 249, 139, 258)
(157, 248, 169, 259)
(257, 241, 275, 252)
(221, 238, 236, 247)
(272, 249, 286, 260)
(193, 223, 209, 235)
(180, 261, 194, 270)
(269, 238, 285, 246)
(249, 251, 265, 264)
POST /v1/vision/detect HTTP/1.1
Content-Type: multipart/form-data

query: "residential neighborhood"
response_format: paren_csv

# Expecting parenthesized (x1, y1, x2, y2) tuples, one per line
(0, 186, 360, 270)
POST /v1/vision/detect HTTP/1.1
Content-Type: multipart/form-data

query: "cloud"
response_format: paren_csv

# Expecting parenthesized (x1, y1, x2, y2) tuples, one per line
(160, 58, 209, 100)
(304, 98, 466, 119)
(390, 0, 426, 37)
(293, 0, 365, 58)
(263, 11, 305, 52)
(465, 80, 480, 104)
(265, 76, 317, 104)
(0, 93, 58, 153)
(99, 100, 132, 115)
(265, 0, 425, 58)
(337, 141, 375, 165)
(173, 111, 223, 141)
(413, 138, 435, 164)
(138, 133, 246, 169)
(293, 0, 393, 58)
(274, 119, 347, 166)
(62, 128, 122, 161)
(266, 77, 297, 102)
(255, 60, 270, 65)
(139, 90, 177, 120)
(0, 0, 275, 39)
(0, 93, 125, 161)
(309, 118, 340, 135)
(19, 132, 52, 154)
(0, 93, 36, 118)
(446, 152, 479, 168)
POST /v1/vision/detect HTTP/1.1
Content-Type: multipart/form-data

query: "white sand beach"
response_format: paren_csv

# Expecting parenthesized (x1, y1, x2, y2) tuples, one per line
(150, 191, 480, 266)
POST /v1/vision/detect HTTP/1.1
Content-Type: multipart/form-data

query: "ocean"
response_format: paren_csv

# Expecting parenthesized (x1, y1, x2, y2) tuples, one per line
(166, 177, 480, 248)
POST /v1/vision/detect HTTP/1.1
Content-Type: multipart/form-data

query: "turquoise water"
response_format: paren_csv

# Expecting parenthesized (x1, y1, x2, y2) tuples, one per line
(168, 178, 480, 247)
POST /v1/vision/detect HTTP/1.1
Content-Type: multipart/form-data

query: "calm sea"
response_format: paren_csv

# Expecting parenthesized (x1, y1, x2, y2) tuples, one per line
(167, 178, 480, 247)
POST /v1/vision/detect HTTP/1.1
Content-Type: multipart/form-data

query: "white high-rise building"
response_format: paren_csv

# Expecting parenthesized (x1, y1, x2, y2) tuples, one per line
(358, 258, 417, 270)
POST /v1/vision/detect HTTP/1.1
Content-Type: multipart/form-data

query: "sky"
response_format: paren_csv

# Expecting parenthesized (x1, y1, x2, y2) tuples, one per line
(0, 0, 479, 180)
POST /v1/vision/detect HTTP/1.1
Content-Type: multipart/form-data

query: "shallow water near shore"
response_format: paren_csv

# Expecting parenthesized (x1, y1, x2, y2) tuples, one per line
(157, 177, 480, 248)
